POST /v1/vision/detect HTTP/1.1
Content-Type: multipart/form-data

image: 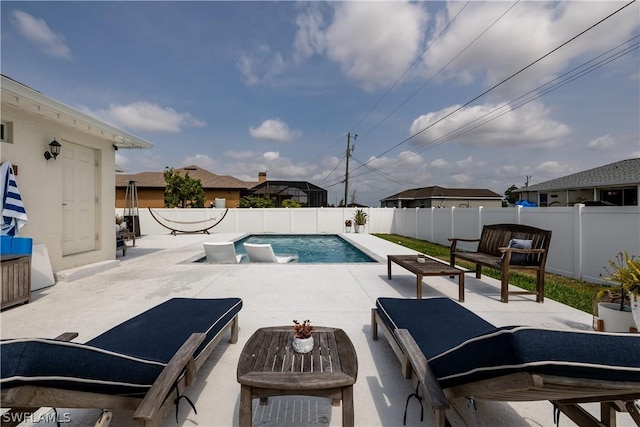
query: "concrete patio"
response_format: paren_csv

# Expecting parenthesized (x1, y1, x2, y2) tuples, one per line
(1, 233, 633, 427)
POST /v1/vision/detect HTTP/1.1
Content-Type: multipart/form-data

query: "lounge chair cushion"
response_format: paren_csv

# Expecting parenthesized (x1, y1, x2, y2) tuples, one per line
(87, 297, 242, 363)
(376, 297, 640, 389)
(1, 297, 243, 397)
(430, 326, 640, 389)
(375, 297, 495, 359)
(1, 338, 164, 396)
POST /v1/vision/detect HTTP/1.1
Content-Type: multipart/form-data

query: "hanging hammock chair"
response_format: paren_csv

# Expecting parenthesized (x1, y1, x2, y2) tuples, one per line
(148, 207, 229, 235)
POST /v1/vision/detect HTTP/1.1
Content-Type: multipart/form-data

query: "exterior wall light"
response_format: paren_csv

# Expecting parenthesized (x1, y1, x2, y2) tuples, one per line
(44, 139, 61, 160)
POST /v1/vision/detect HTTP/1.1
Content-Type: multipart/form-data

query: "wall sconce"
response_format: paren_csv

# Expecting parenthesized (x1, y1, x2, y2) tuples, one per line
(44, 139, 62, 160)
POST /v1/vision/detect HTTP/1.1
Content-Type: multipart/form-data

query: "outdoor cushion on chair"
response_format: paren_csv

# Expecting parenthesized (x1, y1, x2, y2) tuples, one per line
(1, 297, 242, 426)
(372, 297, 640, 427)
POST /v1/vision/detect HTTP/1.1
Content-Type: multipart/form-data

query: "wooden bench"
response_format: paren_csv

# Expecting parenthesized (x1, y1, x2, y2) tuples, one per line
(448, 223, 552, 303)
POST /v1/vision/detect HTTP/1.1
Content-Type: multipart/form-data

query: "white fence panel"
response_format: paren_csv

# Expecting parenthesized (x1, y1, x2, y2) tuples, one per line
(581, 207, 640, 282)
(120, 205, 640, 284)
(450, 208, 481, 252)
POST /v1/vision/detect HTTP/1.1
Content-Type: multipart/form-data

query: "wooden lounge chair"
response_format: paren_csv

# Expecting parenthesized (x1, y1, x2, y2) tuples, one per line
(243, 243, 298, 263)
(1, 297, 242, 427)
(203, 241, 245, 263)
(372, 297, 640, 427)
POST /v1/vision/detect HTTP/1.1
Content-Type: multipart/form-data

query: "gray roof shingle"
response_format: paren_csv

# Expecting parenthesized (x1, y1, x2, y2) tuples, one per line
(515, 158, 640, 192)
(381, 186, 502, 201)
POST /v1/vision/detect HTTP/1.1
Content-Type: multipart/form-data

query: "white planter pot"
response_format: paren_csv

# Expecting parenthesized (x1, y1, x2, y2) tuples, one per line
(292, 336, 314, 353)
(630, 293, 640, 330)
(597, 302, 635, 332)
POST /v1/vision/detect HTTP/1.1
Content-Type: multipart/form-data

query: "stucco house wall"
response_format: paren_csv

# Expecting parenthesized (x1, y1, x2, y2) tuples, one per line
(1, 75, 152, 273)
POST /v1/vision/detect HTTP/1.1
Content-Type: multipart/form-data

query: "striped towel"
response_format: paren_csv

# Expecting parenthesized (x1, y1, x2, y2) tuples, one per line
(1, 162, 28, 236)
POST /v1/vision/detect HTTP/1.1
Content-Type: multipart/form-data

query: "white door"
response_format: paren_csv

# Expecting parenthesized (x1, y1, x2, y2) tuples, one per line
(61, 141, 97, 256)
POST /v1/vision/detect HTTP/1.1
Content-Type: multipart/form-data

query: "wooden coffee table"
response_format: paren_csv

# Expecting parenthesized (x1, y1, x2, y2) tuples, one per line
(388, 254, 465, 301)
(237, 326, 358, 427)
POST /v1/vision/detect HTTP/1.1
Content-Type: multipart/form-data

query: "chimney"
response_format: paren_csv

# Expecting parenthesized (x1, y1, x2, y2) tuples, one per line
(258, 171, 267, 183)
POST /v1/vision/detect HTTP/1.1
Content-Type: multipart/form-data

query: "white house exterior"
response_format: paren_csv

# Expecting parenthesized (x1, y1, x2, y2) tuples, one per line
(515, 158, 640, 207)
(1, 75, 152, 272)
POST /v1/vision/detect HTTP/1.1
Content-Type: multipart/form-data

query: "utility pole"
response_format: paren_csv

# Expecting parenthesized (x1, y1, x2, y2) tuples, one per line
(344, 132, 356, 207)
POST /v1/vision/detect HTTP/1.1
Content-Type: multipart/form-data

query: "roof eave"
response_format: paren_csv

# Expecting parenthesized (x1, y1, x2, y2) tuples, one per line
(1, 75, 153, 150)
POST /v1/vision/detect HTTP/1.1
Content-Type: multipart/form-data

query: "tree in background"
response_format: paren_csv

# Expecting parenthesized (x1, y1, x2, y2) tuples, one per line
(239, 195, 276, 208)
(163, 167, 205, 208)
(504, 184, 519, 206)
(281, 199, 302, 208)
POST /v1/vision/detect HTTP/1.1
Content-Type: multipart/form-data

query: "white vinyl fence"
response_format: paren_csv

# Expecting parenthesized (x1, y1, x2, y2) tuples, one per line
(121, 205, 639, 284)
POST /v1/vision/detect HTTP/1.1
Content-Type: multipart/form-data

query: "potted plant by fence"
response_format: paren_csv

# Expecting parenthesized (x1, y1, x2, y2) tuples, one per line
(353, 209, 369, 233)
(292, 319, 314, 353)
(344, 219, 352, 233)
(596, 251, 640, 332)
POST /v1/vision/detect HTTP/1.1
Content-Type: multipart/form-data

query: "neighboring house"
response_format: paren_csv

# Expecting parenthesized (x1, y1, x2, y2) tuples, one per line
(514, 158, 640, 207)
(248, 178, 328, 207)
(380, 186, 503, 208)
(116, 165, 254, 208)
(1, 74, 152, 272)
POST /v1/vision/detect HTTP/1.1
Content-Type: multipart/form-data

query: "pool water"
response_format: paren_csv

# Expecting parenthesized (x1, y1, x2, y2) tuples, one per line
(201, 234, 376, 263)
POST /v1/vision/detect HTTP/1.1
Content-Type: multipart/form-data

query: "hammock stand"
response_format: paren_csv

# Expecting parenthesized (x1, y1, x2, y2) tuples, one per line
(148, 207, 229, 235)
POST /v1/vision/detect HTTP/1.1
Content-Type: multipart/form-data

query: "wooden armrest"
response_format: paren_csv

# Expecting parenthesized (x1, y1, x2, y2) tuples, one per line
(396, 329, 450, 410)
(448, 237, 480, 243)
(133, 332, 206, 423)
(54, 332, 79, 342)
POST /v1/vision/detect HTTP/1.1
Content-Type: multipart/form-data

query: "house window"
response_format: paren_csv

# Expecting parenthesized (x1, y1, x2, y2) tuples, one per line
(539, 193, 548, 207)
(601, 188, 638, 206)
(0, 121, 13, 143)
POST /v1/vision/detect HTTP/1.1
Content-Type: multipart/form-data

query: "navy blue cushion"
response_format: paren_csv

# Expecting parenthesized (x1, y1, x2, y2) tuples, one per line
(87, 297, 242, 363)
(376, 297, 495, 359)
(1, 297, 242, 396)
(1, 339, 163, 397)
(430, 327, 640, 388)
(377, 297, 640, 390)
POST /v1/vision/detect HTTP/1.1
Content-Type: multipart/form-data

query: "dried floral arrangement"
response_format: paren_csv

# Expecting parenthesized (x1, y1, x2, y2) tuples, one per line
(292, 319, 313, 339)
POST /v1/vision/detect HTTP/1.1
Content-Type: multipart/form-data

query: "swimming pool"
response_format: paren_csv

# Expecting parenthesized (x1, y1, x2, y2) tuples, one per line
(199, 234, 377, 263)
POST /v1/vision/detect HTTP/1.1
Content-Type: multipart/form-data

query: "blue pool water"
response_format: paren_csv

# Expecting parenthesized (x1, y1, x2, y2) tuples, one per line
(231, 234, 376, 263)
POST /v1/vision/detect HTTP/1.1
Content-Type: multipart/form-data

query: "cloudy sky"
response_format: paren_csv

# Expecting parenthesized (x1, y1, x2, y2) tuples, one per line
(2, 1, 639, 206)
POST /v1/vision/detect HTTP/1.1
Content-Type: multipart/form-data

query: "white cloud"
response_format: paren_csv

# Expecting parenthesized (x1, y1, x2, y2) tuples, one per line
(423, 2, 640, 97)
(535, 161, 572, 176)
(84, 102, 205, 133)
(293, 4, 325, 62)
(588, 135, 615, 150)
(409, 101, 571, 148)
(250, 119, 300, 142)
(263, 151, 280, 160)
(182, 154, 218, 172)
(11, 10, 71, 59)
(237, 44, 286, 85)
(295, 1, 428, 91)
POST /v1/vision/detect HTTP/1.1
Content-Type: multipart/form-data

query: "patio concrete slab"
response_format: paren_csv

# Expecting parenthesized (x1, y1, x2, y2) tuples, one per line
(1, 233, 633, 426)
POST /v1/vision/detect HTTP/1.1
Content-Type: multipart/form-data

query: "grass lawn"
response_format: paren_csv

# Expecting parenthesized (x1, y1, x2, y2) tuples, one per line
(374, 233, 604, 314)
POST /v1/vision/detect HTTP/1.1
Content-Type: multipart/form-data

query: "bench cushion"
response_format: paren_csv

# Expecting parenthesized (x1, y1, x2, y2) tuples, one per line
(1, 297, 243, 396)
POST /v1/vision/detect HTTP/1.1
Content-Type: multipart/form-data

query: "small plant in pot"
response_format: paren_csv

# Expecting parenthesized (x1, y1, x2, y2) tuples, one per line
(292, 319, 314, 353)
(344, 219, 352, 232)
(352, 209, 368, 233)
(596, 251, 640, 332)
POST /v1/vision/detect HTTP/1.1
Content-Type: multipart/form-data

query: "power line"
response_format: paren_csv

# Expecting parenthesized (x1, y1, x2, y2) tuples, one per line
(356, 0, 520, 142)
(348, 0, 637, 178)
(343, 37, 639, 185)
